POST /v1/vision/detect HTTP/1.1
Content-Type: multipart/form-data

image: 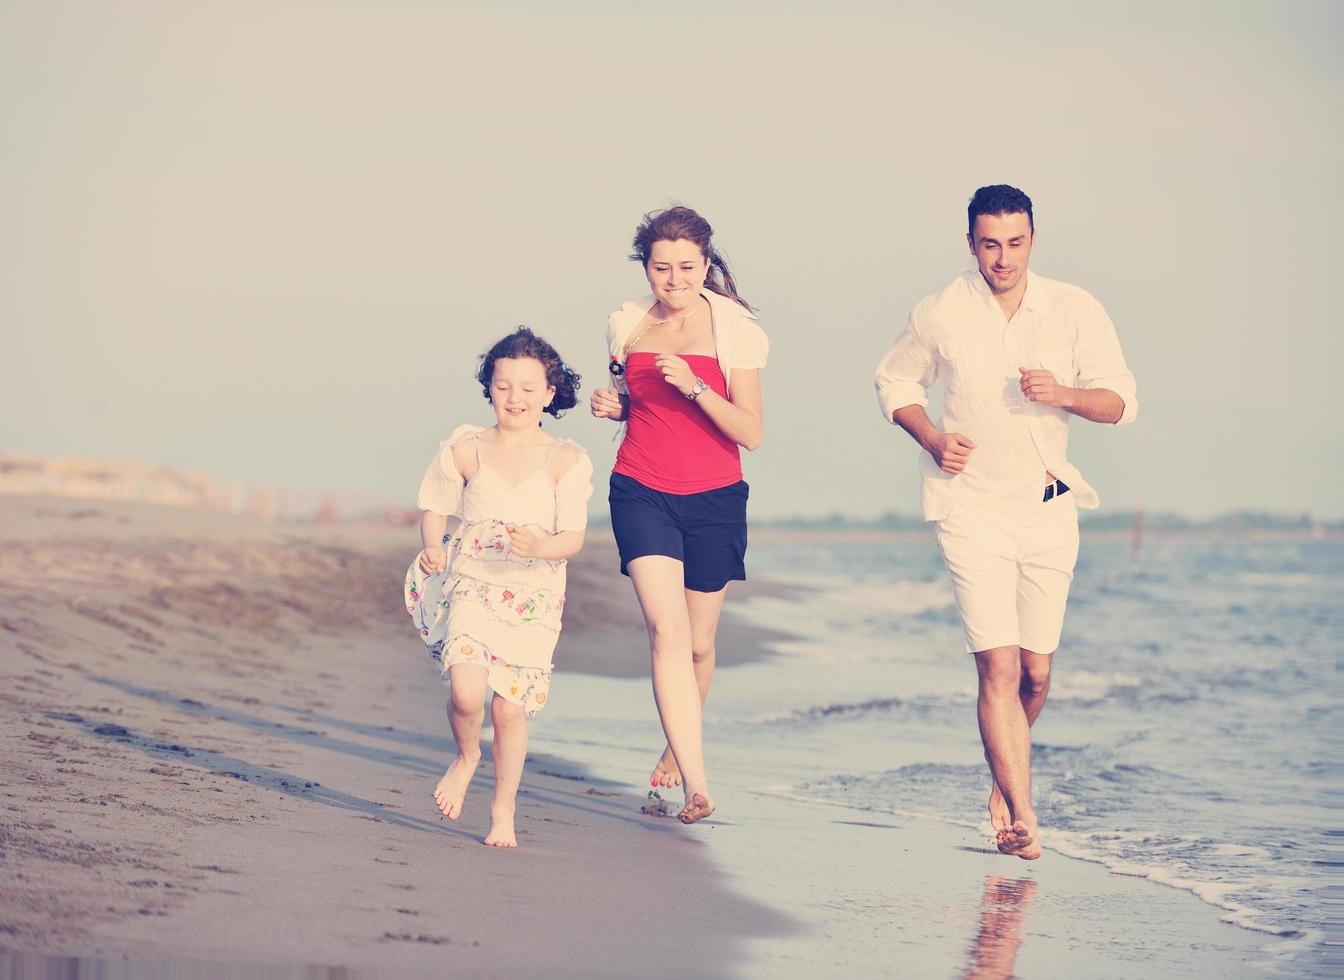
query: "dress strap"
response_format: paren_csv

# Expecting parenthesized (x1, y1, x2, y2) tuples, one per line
(543, 438, 567, 465)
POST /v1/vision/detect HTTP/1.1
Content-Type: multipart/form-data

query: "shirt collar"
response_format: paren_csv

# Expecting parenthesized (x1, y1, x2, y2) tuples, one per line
(968, 268, 1045, 315)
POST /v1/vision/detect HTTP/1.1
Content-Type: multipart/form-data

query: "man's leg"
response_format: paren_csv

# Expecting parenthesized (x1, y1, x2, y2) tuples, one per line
(935, 509, 1029, 845)
(987, 649, 1053, 830)
(975, 646, 1041, 859)
(989, 493, 1079, 857)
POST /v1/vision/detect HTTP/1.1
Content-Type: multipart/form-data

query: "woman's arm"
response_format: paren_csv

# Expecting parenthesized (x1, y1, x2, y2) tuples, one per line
(655, 356, 764, 451)
(590, 388, 630, 422)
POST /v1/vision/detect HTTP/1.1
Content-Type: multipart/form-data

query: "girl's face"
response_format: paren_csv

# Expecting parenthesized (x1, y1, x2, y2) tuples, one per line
(645, 238, 709, 312)
(489, 356, 554, 430)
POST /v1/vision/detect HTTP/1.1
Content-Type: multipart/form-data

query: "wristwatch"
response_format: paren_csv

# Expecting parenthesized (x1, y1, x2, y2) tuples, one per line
(686, 377, 709, 401)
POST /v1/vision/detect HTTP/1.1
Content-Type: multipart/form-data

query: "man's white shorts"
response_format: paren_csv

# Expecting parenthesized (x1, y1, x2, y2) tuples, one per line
(934, 493, 1080, 654)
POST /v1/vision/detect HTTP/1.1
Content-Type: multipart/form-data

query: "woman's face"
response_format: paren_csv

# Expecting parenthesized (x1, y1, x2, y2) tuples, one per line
(489, 356, 554, 430)
(645, 238, 709, 312)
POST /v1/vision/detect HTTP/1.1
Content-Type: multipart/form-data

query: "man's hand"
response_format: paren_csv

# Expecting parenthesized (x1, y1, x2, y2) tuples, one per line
(506, 524, 544, 560)
(590, 388, 624, 419)
(924, 431, 976, 474)
(1019, 367, 1073, 409)
(417, 546, 446, 574)
(654, 354, 696, 396)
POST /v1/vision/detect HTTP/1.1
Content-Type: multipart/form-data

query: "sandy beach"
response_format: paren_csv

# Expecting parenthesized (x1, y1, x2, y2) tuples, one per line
(0, 496, 1293, 977)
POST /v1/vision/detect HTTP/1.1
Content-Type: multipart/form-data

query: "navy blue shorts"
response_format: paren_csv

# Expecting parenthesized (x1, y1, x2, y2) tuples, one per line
(608, 472, 749, 593)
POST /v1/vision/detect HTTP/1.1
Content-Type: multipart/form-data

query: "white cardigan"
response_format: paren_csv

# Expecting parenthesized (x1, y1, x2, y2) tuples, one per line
(605, 288, 769, 397)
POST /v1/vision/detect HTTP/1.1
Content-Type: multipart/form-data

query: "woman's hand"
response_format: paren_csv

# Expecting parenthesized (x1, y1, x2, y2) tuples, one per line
(590, 387, 625, 419)
(417, 546, 446, 574)
(654, 354, 696, 396)
(506, 524, 544, 560)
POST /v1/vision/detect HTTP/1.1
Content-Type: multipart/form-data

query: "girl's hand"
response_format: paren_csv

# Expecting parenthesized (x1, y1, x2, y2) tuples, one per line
(418, 546, 446, 574)
(590, 387, 624, 419)
(506, 524, 544, 560)
(654, 354, 695, 396)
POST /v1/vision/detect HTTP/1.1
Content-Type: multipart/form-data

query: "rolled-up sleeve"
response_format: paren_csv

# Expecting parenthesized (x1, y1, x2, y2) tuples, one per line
(875, 304, 937, 423)
(554, 450, 594, 532)
(1075, 297, 1138, 426)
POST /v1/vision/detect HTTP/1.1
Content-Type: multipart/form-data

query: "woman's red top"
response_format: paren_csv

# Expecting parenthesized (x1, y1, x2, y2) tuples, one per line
(613, 353, 741, 494)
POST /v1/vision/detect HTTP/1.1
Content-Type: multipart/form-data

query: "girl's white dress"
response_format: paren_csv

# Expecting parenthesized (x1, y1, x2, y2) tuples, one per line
(405, 424, 593, 715)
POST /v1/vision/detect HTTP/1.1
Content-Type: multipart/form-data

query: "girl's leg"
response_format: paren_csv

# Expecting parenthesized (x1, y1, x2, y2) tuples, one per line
(651, 586, 727, 788)
(485, 695, 527, 848)
(434, 663, 487, 820)
(627, 556, 714, 817)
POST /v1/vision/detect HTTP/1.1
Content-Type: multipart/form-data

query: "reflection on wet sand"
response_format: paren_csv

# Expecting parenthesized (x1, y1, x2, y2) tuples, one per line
(963, 875, 1038, 979)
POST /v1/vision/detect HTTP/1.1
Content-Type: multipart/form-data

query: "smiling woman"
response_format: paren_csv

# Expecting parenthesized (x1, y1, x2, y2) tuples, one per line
(589, 206, 770, 826)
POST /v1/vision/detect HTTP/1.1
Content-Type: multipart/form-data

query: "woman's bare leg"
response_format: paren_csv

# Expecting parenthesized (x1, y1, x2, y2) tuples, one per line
(651, 586, 725, 788)
(628, 556, 714, 819)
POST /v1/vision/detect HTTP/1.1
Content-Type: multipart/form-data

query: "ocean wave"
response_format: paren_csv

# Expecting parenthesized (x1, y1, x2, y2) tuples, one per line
(756, 760, 1322, 945)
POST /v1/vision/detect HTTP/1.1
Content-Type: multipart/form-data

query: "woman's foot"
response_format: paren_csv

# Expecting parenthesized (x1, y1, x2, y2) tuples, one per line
(483, 803, 517, 848)
(677, 792, 716, 825)
(650, 745, 683, 788)
(433, 752, 479, 820)
(996, 819, 1042, 860)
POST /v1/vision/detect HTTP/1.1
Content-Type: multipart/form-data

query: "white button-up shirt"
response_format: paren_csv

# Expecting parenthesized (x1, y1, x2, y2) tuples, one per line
(875, 270, 1137, 521)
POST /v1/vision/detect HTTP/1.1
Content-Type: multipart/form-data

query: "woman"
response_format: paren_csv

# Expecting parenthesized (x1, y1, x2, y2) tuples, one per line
(590, 205, 767, 824)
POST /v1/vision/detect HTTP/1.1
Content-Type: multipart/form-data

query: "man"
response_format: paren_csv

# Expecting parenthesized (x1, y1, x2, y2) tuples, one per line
(874, 185, 1137, 859)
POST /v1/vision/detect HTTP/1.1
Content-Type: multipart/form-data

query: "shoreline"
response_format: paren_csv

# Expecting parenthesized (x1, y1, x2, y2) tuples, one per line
(0, 495, 1308, 977)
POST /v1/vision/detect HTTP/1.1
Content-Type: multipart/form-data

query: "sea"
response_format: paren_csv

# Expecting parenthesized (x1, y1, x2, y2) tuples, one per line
(545, 528, 1340, 975)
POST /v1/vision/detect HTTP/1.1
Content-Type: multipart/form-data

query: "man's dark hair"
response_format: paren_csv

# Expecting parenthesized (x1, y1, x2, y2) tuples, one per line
(967, 184, 1034, 237)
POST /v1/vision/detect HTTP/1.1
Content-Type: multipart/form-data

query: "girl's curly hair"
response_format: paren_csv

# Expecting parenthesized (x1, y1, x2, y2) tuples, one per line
(475, 327, 581, 418)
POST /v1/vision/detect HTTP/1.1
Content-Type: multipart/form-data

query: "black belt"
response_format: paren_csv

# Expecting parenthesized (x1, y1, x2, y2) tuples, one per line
(1043, 479, 1071, 502)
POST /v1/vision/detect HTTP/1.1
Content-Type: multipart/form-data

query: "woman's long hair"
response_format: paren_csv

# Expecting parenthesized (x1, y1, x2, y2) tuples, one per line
(629, 205, 753, 312)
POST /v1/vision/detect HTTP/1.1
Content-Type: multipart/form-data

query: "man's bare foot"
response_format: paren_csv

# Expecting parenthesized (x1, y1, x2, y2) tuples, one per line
(433, 752, 479, 820)
(996, 819, 1042, 860)
(483, 804, 517, 848)
(651, 745, 682, 789)
(988, 782, 1011, 833)
(677, 792, 716, 825)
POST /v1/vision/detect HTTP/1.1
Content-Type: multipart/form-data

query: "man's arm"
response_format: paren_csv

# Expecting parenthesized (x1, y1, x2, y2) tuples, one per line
(877, 303, 976, 473)
(892, 404, 977, 474)
(1018, 369, 1125, 423)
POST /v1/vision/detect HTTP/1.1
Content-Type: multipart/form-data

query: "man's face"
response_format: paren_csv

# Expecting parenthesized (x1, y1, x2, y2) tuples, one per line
(967, 211, 1034, 295)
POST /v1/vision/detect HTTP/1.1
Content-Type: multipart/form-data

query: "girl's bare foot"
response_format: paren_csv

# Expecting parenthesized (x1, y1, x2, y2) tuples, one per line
(677, 792, 716, 825)
(996, 819, 1042, 860)
(483, 803, 517, 848)
(650, 745, 682, 788)
(433, 752, 479, 820)
(988, 782, 1011, 832)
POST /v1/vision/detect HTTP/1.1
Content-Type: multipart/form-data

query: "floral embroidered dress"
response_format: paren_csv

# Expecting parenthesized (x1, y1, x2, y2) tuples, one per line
(405, 424, 593, 715)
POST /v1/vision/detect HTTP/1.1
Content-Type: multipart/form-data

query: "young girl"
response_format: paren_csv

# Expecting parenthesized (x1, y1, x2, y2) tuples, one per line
(406, 327, 592, 848)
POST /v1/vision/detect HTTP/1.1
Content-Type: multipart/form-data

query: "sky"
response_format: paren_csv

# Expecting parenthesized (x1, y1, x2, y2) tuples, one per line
(2, 1, 1341, 520)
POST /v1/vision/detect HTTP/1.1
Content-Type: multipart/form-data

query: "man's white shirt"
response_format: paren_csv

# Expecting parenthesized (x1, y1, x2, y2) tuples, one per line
(875, 270, 1137, 521)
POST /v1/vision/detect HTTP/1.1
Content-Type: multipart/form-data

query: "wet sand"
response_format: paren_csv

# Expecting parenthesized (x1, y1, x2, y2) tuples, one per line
(0, 496, 790, 976)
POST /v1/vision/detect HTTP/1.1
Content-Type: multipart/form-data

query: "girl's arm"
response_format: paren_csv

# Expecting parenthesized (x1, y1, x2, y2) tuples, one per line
(418, 510, 450, 572)
(507, 527, 585, 562)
